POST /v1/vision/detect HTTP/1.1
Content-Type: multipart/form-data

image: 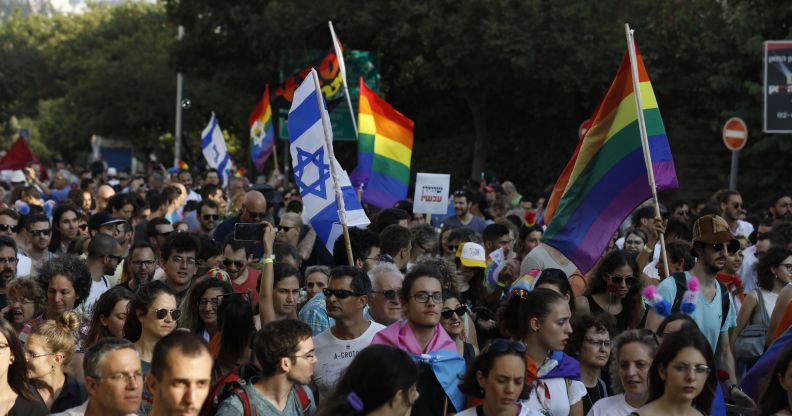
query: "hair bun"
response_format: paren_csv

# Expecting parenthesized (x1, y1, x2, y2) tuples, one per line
(58, 311, 81, 332)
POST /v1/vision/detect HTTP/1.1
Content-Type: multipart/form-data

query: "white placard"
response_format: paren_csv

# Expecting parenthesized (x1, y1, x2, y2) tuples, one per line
(413, 173, 450, 214)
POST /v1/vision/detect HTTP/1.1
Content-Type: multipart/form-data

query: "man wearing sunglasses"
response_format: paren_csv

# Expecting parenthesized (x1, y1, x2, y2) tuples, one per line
(646, 214, 754, 408)
(312, 266, 384, 398)
(221, 236, 260, 304)
(367, 263, 404, 326)
(81, 234, 124, 320)
(195, 200, 220, 238)
(25, 214, 54, 278)
(213, 191, 270, 260)
(716, 190, 753, 242)
(0, 208, 31, 278)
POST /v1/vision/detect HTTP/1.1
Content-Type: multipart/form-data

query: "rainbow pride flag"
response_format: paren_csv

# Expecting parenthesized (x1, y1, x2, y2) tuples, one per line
(249, 85, 275, 173)
(542, 45, 678, 273)
(350, 78, 414, 208)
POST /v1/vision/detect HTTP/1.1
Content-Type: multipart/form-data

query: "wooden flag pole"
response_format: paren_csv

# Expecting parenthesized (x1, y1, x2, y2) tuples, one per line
(624, 23, 670, 278)
(329, 21, 358, 137)
(311, 69, 355, 266)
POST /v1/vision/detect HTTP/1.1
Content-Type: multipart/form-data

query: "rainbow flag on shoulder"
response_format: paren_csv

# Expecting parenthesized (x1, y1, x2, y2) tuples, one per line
(542, 44, 678, 273)
(350, 78, 414, 208)
(249, 85, 275, 173)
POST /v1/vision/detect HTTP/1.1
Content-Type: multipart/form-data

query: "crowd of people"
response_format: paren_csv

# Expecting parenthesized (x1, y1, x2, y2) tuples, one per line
(0, 159, 789, 416)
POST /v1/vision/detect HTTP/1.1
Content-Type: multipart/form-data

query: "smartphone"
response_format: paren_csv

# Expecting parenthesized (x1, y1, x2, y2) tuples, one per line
(234, 223, 264, 241)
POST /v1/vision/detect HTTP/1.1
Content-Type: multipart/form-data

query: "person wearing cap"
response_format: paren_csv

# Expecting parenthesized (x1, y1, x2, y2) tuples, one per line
(645, 214, 755, 408)
(456, 242, 498, 346)
(88, 211, 126, 240)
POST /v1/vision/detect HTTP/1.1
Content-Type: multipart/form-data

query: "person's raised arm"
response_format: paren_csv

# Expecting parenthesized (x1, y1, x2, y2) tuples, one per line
(258, 222, 277, 325)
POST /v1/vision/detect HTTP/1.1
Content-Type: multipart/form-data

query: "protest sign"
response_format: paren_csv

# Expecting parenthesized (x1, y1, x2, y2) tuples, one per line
(413, 173, 450, 214)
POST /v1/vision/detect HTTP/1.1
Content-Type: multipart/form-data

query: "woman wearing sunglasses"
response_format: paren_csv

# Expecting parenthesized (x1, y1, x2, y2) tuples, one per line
(25, 311, 86, 412)
(123, 281, 178, 414)
(440, 289, 477, 366)
(629, 328, 716, 416)
(499, 288, 583, 416)
(575, 250, 643, 334)
(589, 329, 659, 416)
(457, 339, 540, 416)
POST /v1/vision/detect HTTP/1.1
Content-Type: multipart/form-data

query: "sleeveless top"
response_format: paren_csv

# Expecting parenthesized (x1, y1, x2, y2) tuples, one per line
(586, 294, 629, 332)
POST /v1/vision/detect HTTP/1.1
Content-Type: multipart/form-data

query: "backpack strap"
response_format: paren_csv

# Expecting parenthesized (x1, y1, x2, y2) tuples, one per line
(293, 385, 312, 414)
(755, 289, 769, 326)
(236, 385, 256, 416)
(670, 272, 688, 312)
(717, 280, 730, 329)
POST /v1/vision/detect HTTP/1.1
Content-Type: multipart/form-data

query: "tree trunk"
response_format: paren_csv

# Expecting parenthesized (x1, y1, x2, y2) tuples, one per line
(465, 92, 489, 182)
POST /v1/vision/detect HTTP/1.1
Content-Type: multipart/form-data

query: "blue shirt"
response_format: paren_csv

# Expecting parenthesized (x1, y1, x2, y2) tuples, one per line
(298, 293, 334, 336)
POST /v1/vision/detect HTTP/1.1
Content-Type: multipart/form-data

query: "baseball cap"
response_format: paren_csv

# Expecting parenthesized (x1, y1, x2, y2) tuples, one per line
(692, 215, 736, 244)
(88, 211, 127, 231)
(456, 242, 486, 268)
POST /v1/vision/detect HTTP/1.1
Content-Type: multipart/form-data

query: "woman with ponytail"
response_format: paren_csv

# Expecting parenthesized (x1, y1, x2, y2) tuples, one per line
(316, 345, 419, 416)
(24, 311, 87, 412)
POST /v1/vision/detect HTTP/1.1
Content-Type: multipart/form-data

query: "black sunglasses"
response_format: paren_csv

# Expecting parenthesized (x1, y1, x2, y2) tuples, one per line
(202, 214, 219, 221)
(0, 224, 18, 233)
(489, 339, 527, 353)
(323, 288, 365, 299)
(441, 305, 467, 319)
(609, 275, 638, 286)
(30, 229, 51, 237)
(278, 225, 294, 233)
(78, 224, 88, 230)
(154, 308, 181, 320)
(222, 259, 246, 269)
(372, 289, 400, 300)
(712, 240, 741, 254)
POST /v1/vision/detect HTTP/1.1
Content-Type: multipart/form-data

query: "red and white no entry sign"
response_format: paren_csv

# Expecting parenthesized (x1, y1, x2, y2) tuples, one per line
(723, 117, 748, 151)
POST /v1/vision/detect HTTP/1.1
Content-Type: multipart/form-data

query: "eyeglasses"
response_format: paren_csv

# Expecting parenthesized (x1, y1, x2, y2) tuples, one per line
(323, 288, 366, 299)
(441, 305, 467, 319)
(169, 256, 196, 266)
(246, 211, 267, 221)
(154, 308, 181, 320)
(131, 260, 156, 269)
(409, 291, 443, 304)
(92, 371, 144, 385)
(288, 351, 316, 360)
(489, 339, 527, 353)
(202, 214, 219, 221)
(609, 274, 638, 286)
(278, 225, 295, 233)
(712, 240, 741, 255)
(24, 351, 55, 360)
(198, 297, 221, 308)
(670, 362, 711, 376)
(0, 224, 18, 233)
(0, 257, 18, 265)
(585, 338, 612, 348)
(372, 289, 400, 301)
(222, 259, 246, 269)
(30, 229, 51, 237)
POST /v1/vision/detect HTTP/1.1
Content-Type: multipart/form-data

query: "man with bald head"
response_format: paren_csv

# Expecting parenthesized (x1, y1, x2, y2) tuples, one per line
(95, 185, 116, 213)
(213, 190, 270, 259)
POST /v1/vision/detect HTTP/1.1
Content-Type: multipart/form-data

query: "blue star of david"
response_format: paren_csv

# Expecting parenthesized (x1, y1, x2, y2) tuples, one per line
(293, 146, 330, 199)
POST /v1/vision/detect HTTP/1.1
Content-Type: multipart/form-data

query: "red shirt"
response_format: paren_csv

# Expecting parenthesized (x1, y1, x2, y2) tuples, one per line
(231, 267, 260, 304)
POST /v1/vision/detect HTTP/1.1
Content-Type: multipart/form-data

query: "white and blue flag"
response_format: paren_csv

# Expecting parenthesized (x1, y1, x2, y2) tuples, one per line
(201, 112, 232, 185)
(288, 69, 370, 254)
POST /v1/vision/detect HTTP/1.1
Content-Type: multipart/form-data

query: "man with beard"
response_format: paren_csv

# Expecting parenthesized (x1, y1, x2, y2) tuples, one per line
(122, 242, 158, 292)
(768, 192, 792, 221)
(715, 189, 754, 241)
(81, 234, 124, 319)
(195, 200, 220, 237)
(646, 214, 754, 408)
(0, 236, 18, 309)
(213, 191, 270, 260)
(221, 236, 260, 304)
(0, 208, 31, 277)
(25, 214, 54, 278)
(441, 190, 487, 235)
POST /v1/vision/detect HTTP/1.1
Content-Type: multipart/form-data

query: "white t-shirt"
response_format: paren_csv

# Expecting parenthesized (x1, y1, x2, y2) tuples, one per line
(79, 276, 110, 317)
(312, 320, 385, 397)
(586, 394, 637, 416)
(738, 245, 758, 292)
(522, 378, 587, 416)
(733, 220, 754, 240)
(457, 403, 541, 416)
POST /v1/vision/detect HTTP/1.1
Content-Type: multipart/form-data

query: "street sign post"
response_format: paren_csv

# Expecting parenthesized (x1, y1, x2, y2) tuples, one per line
(723, 117, 748, 190)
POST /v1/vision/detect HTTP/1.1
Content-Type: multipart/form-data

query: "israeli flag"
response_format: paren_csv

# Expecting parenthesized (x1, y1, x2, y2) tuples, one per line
(288, 69, 370, 254)
(201, 112, 232, 185)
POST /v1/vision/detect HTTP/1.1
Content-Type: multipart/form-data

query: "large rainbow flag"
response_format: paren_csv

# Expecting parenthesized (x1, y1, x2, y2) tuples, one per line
(542, 45, 678, 273)
(249, 85, 275, 173)
(350, 78, 414, 208)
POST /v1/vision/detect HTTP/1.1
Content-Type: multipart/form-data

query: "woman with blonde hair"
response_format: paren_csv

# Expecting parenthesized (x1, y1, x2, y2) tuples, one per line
(24, 311, 87, 412)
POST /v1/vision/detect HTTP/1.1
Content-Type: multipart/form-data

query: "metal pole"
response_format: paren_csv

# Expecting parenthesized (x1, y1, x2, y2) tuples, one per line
(729, 150, 739, 190)
(173, 25, 185, 167)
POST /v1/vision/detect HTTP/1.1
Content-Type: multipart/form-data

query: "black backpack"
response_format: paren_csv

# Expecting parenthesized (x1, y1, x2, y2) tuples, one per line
(670, 272, 730, 329)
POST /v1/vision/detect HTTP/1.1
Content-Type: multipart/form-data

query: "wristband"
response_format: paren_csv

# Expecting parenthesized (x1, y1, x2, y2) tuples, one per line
(261, 255, 275, 265)
(496, 280, 507, 288)
(728, 383, 740, 394)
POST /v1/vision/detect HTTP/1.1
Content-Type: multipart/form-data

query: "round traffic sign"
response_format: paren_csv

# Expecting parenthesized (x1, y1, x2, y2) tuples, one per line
(723, 117, 748, 151)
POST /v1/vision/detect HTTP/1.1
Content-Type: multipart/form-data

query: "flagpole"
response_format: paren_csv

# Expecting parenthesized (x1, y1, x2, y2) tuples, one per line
(624, 23, 670, 278)
(328, 21, 359, 137)
(310, 68, 355, 266)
